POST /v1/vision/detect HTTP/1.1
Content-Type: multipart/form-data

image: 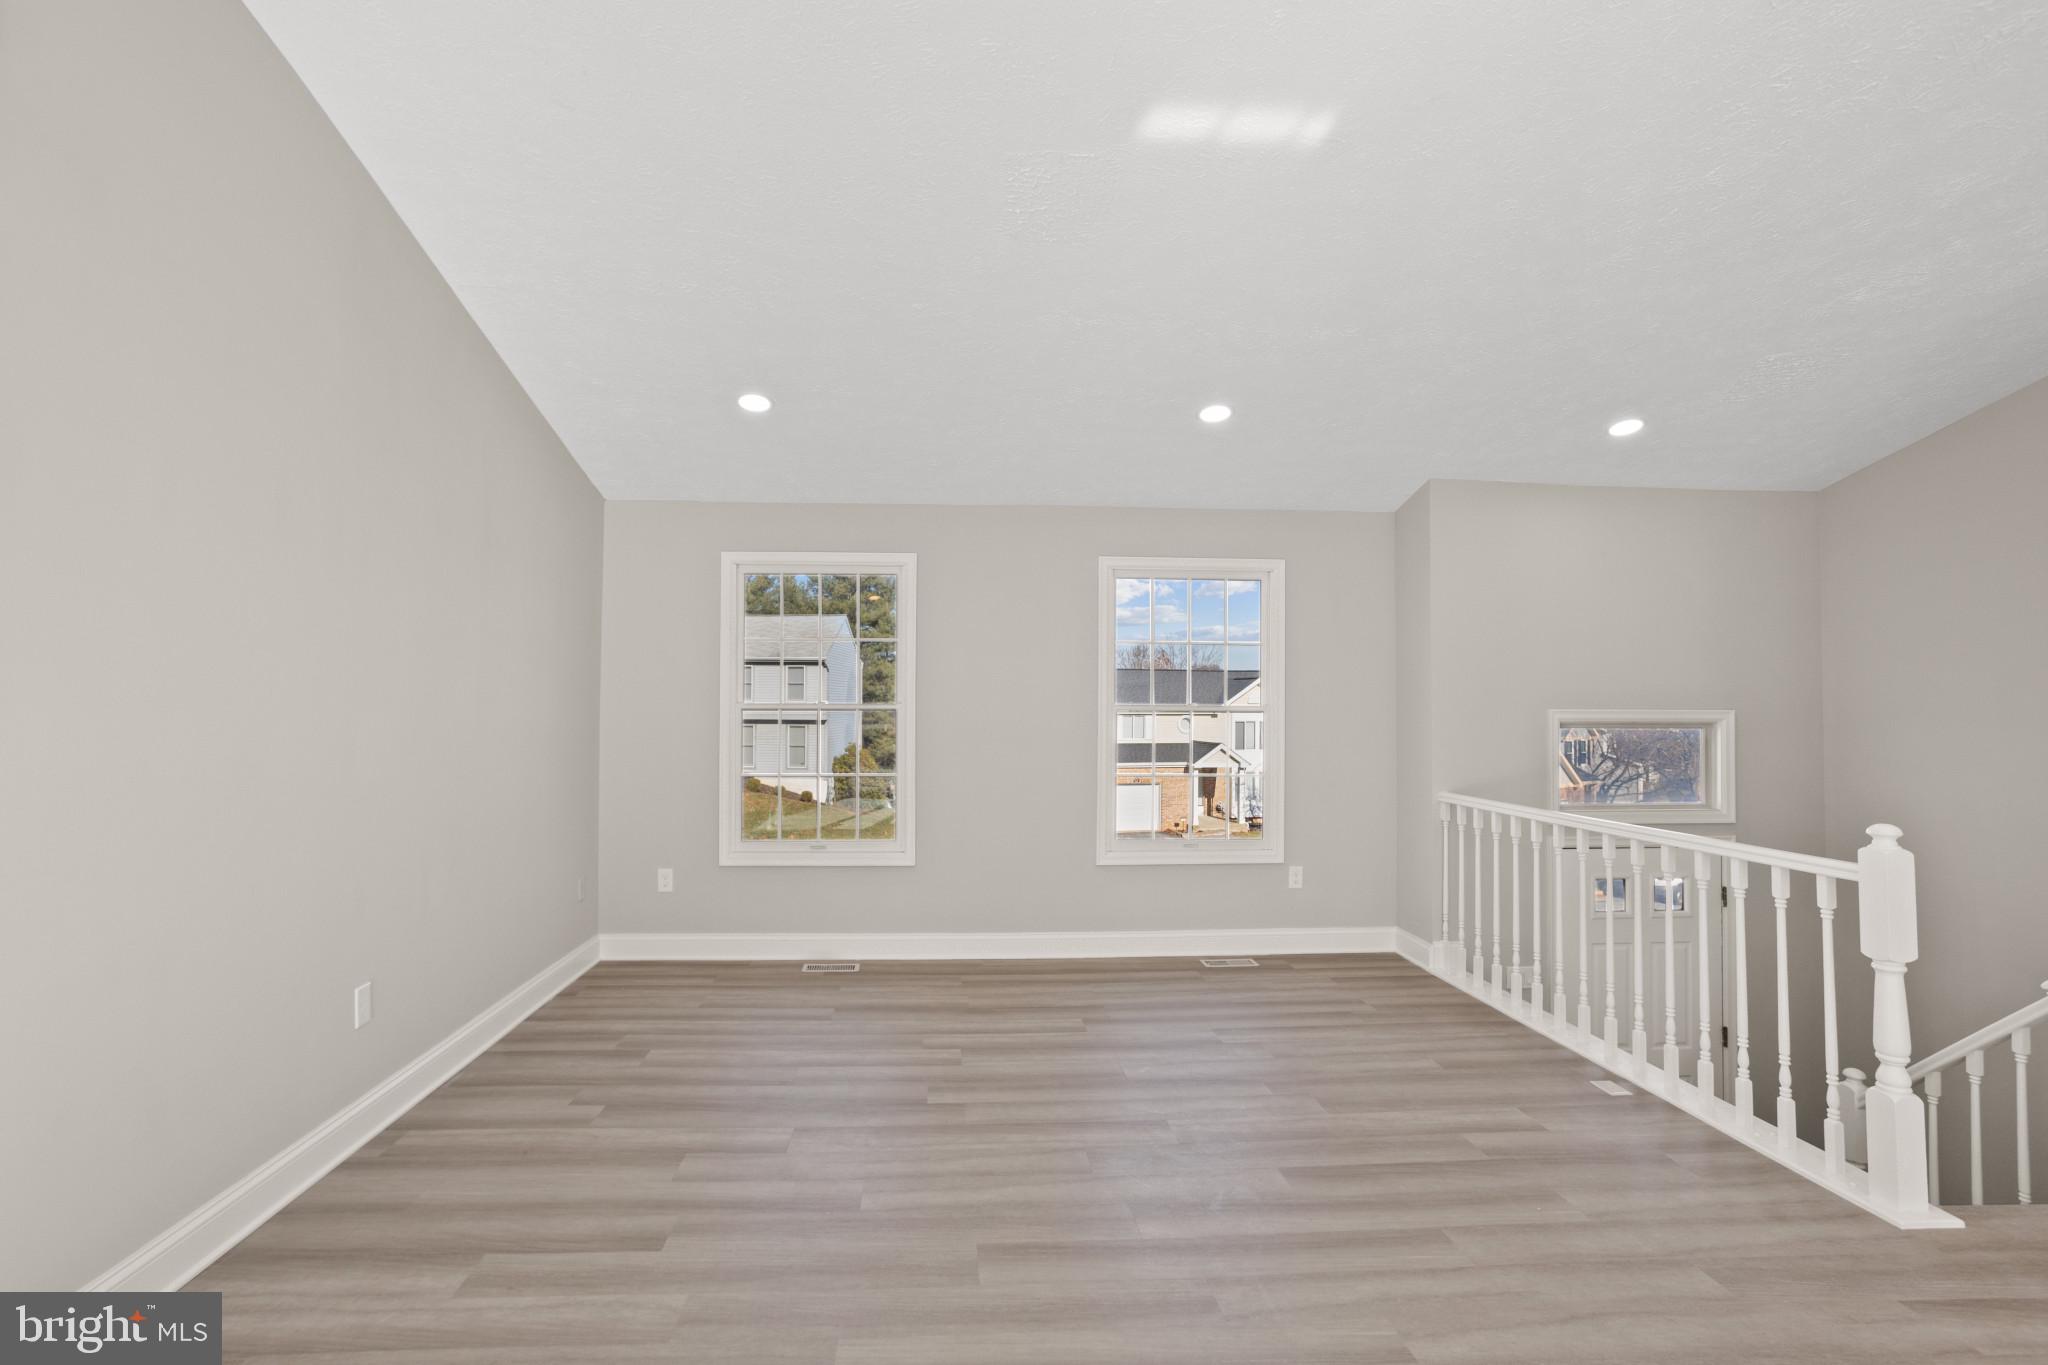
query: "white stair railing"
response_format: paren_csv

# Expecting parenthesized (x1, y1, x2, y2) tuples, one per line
(1433, 793, 1958, 1229)
(1910, 983, 2048, 1206)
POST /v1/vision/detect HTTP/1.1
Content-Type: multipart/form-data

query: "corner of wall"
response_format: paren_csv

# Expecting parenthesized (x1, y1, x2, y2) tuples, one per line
(1394, 483, 1437, 940)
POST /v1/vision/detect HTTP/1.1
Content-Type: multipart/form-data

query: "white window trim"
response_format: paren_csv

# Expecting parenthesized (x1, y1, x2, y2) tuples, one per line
(1547, 708, 1736, 825)
(719, 551, 916, 866)
(1096, 556, 1284, 866)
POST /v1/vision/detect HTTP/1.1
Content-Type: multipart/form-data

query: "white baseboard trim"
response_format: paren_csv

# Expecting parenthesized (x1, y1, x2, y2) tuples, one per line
(85, 934, 601, 1293)
(1391, 926, 1434, 968)
(601, 926, 1405, 962)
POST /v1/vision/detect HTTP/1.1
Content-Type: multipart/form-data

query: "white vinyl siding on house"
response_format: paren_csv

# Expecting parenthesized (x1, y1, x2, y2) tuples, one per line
(721, 553, 916, 866)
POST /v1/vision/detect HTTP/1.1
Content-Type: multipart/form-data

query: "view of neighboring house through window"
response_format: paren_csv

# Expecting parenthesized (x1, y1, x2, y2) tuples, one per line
(1099, 558, 1282, 863)
(722, 553, 915, 865)
(1550, 709, 1735, 823)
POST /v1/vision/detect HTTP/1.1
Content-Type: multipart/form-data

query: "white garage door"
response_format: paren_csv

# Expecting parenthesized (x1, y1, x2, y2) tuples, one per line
(1115, 783, 1159, 834)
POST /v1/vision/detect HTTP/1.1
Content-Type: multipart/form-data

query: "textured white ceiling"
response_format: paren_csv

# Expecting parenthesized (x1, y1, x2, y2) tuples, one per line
(246, 1, 2048, 509)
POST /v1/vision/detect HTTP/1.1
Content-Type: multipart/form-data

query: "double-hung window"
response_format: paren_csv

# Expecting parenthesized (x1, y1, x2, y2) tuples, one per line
(1098, 557, 1282, 864)
(720, 552, 915, 865)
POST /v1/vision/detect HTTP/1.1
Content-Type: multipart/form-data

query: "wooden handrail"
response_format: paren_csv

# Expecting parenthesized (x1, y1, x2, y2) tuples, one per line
(1437, 792, 1862, 882)
(1909, 983, 2048, 1080)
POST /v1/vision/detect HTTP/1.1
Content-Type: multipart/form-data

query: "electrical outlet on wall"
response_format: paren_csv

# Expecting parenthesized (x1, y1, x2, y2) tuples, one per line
(657, 868, 674, 893)
(353, 982, 373, 1030)
(1287, 866, 1304, 890)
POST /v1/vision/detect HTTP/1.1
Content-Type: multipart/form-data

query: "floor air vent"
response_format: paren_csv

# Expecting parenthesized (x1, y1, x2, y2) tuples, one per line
(801, 962, 860, 973)
(1200, 957, 1259, 968)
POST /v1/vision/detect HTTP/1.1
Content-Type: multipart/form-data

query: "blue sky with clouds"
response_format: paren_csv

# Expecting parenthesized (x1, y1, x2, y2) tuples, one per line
(1116, 578, 1259, 642)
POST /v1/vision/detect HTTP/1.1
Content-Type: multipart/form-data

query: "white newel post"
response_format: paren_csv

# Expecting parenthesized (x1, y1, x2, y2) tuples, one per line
(1859, 823, 1933, 1219)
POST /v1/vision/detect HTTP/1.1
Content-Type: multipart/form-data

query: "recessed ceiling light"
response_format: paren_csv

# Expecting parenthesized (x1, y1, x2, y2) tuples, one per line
(737, 393, 772, 414)
(1608, 417, 1645, 437)
(1199, 404, 1233, 424)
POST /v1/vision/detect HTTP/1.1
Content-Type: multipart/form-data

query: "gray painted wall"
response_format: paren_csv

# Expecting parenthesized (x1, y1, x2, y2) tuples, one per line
(1822, 375, 2048, 1204)
(599, 501, 1394, 934)
(0, 0, 603, 1288)
(1396, 481, 1826, 933)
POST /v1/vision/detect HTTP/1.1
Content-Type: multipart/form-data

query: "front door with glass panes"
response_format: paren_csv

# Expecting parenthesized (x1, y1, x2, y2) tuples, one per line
(1553, 833, 1728, 1095)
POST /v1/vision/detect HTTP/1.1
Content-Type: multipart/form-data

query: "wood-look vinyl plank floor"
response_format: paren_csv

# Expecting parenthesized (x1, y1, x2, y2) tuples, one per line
(190, 955, 2048, 1363)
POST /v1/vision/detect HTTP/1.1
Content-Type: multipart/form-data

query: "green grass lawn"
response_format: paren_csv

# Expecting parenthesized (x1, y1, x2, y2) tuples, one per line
(743, 787, 895, 841)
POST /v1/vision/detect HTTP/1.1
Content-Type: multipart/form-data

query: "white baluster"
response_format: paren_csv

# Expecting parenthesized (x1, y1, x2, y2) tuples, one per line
(1818, 875, 1844, 1176)
(1438, 801, 1452, 970)
(1772, 864, 1796, 1154)
(1577, 832, 1592, 1036)
(1454, 806, 1468, 979)
(1966, 1049, 1985, 1206)
(2017, 1022, 2033, 1206)
(1529, 821, 1545, 1018)
(1552, 823, 1567, 1028)
(1694, 849, 1716, 1107)
(1730, 858, 1753, 1131)
(1509, 817, 1524, 1009)
(1601, 831, 1619, 1057)
(1489, 812, 1503, 994)
(1630, 839, 1648, 1072)
(1924, 1070, 1943, 1205)
(1859, 824, 1933, 1220)
(1843, 1066, 1870, 1165)
(1660, 842, 1679, 1095)
(1472, 808, 1485, 983)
